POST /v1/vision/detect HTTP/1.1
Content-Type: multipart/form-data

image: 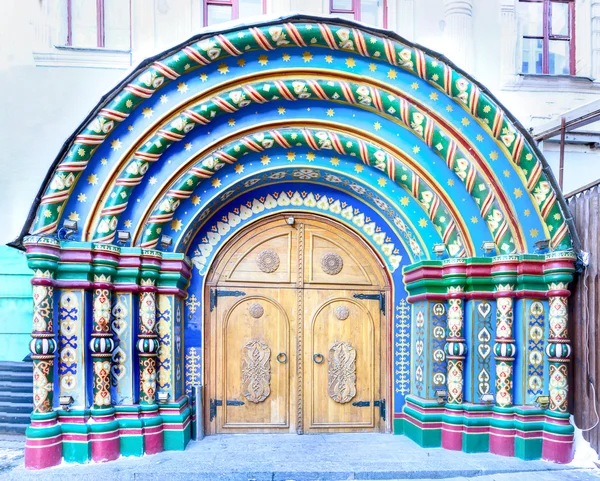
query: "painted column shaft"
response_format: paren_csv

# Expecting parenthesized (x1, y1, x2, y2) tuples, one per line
(547, 295, 571, 413)
(138, 282, 159, 404)
(30, 269, 58, 414)
(90, 282, 115, 408)
(494, 293, 516, 407)
(445, 293, 467, 404)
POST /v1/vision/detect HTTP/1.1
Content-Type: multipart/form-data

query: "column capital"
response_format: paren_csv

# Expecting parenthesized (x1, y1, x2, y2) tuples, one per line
(140, 249, 162, 287)
(158, 253, 192, 297)
(544, 250, 576, 294)
(24, 235, 60, 274)
(92, 243, 120, 287)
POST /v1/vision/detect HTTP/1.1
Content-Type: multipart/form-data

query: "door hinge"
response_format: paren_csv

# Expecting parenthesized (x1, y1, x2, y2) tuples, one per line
(376, 399, 386, 421)
(209, 398, 245, 421)
(353, 292, 386, 315)
(209, 289, 246, 312)
(351, 399, 386, 421)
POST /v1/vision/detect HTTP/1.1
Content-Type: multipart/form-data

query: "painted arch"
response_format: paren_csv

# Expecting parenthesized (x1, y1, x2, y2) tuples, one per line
(15, 15, 581, 470)
(14, 14, 576, 255)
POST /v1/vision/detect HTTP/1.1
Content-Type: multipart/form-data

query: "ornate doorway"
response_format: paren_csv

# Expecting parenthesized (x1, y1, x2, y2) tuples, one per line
(204, 214, 389, 434)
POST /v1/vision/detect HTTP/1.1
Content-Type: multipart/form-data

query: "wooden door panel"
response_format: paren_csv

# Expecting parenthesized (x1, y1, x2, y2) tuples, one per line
(303, 222, 386, 288)
(304, 290, 382, 432)
(307, 234, 372, 286)
(227, 232, 294, 284)
(214, 289, 295, 432)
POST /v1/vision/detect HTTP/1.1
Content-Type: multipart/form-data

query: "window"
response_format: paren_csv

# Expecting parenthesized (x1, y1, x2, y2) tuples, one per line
(66, 0, 131, 50)
(204, 0, 266, 27)
(519, 0, 574, 75)
(329, 0, 387, 29)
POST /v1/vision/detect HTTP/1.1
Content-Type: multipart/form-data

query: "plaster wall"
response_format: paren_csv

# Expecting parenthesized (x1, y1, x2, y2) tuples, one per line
(0, 0, 598, 247)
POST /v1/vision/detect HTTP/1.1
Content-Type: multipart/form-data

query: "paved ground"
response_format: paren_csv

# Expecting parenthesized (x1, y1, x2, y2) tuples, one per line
(2, 433, 600, 481)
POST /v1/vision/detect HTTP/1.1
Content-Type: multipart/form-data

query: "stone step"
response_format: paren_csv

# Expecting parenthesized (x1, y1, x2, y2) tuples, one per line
(0, 370, 33, 382)
(0, 381, 33, 394)
(0, 411, 31, 424)
(0, 422, 27, 434)
(0, 401, 33, 413)
(0, 391, 33, 404)
(0, 362, 33, 374)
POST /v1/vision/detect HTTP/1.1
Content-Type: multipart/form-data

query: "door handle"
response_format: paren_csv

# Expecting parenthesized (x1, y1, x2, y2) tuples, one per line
(276, 352, 287, 363)
(313, 353, 324, 364)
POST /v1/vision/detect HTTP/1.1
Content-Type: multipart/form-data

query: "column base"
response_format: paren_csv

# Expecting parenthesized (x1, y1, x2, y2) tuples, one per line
(115, 405, 145, 456)
(159, 396, 192, 450)
(489, 406, 516, 457)
(401, 396, 444, 447)
(401, 400, 573, 464)
(58, 409, 91, 463)
(542, 411, 574, 464)
(462, 404, 492, 453)
(24, 400, 192, 469)
(514, 406, 545, 460)
(141, 404, 164, 454)
(90, 407, 121, 462)
(441, 404, 465, 451)
(24, 412, 63, 470)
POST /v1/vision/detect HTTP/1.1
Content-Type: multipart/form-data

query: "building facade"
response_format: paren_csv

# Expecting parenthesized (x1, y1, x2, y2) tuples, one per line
(0, 0, 592, 470)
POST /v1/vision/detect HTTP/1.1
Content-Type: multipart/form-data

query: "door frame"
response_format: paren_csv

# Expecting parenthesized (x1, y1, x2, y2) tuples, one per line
(202, 212, 394, 434)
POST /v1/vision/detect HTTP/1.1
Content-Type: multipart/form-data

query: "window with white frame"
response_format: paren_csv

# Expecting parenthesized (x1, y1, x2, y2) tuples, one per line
(204, 0, 265, 27)
(65, 0, 131, 50)
(518, 0, 575, 75)
(329, 0, 387, 29)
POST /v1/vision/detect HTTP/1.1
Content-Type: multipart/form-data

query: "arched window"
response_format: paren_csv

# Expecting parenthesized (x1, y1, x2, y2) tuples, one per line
(519, 0, 575, 75)
(329, 0, 388, 29)
(204, 0, 266, 27)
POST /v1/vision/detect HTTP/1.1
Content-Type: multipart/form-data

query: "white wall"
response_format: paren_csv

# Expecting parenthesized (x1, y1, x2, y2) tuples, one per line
(0, 0, 598, 245)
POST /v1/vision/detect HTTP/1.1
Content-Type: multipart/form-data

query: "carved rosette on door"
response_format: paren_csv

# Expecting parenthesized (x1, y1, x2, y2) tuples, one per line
(241, 340, 271, 403)
(328, 341, 357, 404)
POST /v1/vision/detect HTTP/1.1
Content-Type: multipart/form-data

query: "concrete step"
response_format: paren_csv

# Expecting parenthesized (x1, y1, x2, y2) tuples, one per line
(0, 391, 32, 404)
(0, 412, 31, 424)
(0, 370, 33, 382)
(0, 362, 33, 374)
(0, 422, 27, 434)
(0, 401, 32, 414)
(0, 381, 33, 394)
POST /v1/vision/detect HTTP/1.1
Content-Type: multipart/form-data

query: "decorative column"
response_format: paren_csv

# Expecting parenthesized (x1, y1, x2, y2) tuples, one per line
(546, 295, 571, 413)
(542, 251, 576, 464)
(445, 291, 467, 405)
(493, 288, 516, 408)
(88, 244, 120, 462)
(137, 249, 164, 454)
(23, 236, 62, 470)
(156, 253, 193, 451)
(112, 247, 144, 456)
(441, 259, 467, 451)
(442, 0, 474, 73)
(489, 255, 518, 457)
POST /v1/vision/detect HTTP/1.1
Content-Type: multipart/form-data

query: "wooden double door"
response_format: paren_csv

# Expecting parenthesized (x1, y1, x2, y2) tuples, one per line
(204, 215, 388, 434)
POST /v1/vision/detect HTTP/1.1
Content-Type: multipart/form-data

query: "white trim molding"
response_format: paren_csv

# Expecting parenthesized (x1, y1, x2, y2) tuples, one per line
(33, 48, 132, 69)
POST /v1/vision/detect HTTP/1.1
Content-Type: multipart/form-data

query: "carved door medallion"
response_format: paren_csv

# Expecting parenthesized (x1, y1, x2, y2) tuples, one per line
(328, 341, 357, 403)
(205, 215, 386, 434)
(241, 340, 271, 403)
